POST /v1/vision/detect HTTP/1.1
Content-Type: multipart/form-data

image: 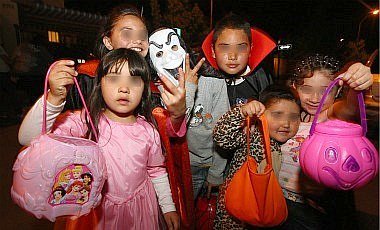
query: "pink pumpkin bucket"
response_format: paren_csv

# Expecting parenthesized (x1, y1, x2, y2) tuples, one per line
(299, 76, 378, 190)
(11, 62, 107, 221)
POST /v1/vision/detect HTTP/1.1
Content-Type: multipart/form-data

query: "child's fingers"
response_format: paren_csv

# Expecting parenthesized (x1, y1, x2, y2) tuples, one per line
(347, 67, 372, 90)
(177, 69, 185, 89)
(342, 63, 362, 82)
(191, 57, 205, 75)
(247, 105, 258, 117)
(179, 68, 189, 85)
(54, 59, 75, 67)
(254, 103, 264, 116)
(352, 76, 373, 90)
(178, 68, 187, 85)
(50, 66, 77, 83)
(257, 103, 266, 116)
(160, 88, 170, 103)
(50, 60, 76, 75)
(346, 67, 364, 85)
(347, 66, 372, 84)
(158, 73, 177, 95)
(240, 106, 247, 118)
(185, 54, 190, 74)
(56, 66, 78, 77)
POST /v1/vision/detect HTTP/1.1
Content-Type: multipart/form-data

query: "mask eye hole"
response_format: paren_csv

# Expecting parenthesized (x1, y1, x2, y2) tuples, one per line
(156, 51, 163, 58)
(171, 45, 178, 51)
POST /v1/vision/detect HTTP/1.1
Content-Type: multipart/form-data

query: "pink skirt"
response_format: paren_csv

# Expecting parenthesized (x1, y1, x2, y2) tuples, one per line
(63, 180, 165, 230)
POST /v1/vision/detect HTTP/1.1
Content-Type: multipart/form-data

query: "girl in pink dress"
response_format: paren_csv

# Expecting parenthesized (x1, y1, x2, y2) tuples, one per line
(18, 48, 180, 229)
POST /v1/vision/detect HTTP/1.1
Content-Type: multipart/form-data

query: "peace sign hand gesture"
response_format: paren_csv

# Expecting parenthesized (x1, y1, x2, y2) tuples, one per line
(184, 53, 205, 85)
(158, 53, 205, 130)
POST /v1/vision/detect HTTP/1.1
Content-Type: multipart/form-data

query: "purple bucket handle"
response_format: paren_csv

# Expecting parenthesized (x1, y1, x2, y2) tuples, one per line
(42, 61, 98, 141)
(310, 75, 367, 136)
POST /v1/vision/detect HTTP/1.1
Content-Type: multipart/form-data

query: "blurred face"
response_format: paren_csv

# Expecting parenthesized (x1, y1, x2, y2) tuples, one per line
(149, 28, 186, 87)
(295, 70, 337, 116)
(104, 15, 149, 57)
(102, 62, 144, 123)
(264, 100, 300, 143)
(212, 29, 251, 75)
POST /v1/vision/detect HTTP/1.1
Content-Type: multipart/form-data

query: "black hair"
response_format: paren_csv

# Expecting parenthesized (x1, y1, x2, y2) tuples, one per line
(212, 13, 251, 45)
(81, 172, 93, 180)
(88, 48, 154, 138)
(291, 54, 342, 86)
(81, 172, 93, 185)
(64, 74, 95, 111)
(259, 84, 299, 108)
(94, 4, 146, 59)
(52, 186, 66, 197)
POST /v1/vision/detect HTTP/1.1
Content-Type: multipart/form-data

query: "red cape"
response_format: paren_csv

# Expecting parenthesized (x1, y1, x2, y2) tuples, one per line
(76, 61, 195, 229)
(152, 108, 195, 229)
(202, 28, 276, 75)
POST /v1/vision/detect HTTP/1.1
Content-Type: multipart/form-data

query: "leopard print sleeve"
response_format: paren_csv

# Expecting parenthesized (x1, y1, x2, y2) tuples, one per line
(213, 106, 245, 150)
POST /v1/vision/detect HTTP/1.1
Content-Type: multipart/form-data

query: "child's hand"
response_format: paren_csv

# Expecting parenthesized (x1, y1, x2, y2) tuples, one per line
(240, 100, 265, 118)
(158, 54, 205, 130)
(184, 53, 205, 85)
(341, 62, 373, 90)
(47, 60, 78, 105)
(163, 211, 180, 230)
(158, 71, 186, 120)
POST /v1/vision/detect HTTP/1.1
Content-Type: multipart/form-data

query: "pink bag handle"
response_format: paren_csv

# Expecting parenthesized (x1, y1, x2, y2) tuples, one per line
(42, 61, 98, 141)
(310, 75, 367, 136)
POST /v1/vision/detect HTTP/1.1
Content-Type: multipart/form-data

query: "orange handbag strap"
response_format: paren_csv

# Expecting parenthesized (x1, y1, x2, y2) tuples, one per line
(246, 115, 272, 167)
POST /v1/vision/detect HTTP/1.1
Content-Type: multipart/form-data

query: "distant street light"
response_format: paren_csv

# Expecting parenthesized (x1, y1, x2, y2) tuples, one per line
(357, 9, 379, 41)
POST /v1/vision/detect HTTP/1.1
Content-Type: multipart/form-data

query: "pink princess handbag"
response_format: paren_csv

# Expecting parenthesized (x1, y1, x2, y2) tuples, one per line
(11, 62, 106, 221)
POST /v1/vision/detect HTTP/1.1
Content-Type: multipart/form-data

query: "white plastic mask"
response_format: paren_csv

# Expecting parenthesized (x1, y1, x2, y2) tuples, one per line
(149, 28, 186, 87)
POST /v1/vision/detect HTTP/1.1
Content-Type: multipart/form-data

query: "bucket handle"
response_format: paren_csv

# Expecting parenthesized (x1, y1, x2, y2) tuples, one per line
(310, 75, 367, 136)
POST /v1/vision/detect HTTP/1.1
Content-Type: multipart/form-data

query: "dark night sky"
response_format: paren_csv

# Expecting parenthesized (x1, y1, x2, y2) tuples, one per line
(65, 0, 379, 56)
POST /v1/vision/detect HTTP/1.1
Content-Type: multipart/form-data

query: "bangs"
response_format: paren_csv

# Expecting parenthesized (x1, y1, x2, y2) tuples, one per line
(104, 58, 128, 75)
(127, 53, 150, 80)
(98, 48, 150, 82)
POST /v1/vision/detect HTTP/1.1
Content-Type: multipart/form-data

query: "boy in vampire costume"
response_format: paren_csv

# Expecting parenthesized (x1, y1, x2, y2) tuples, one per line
(201, 13, 276, 106)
